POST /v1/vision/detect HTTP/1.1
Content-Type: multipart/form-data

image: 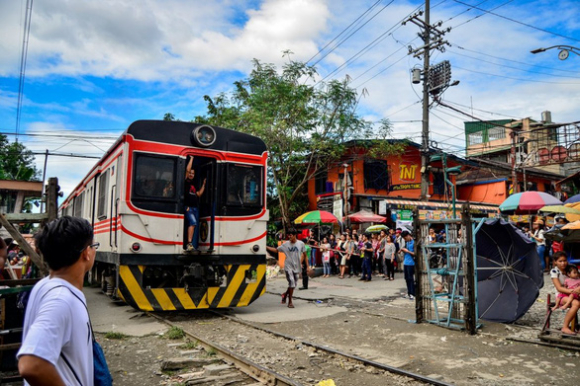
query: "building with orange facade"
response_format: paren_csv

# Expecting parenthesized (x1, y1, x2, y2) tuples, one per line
(307, 140, 498, 226)
(306, 138, 566, 227)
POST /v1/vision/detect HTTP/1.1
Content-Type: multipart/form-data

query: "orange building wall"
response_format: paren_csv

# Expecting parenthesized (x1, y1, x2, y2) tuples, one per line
(458, 181, 507, 205)
(308, 145, 459, 210)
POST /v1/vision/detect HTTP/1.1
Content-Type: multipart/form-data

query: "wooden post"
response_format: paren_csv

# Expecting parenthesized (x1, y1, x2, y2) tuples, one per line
(0, 214, 47, 276)
(46, 177, 59, 222)
(462, 203, 477, 335)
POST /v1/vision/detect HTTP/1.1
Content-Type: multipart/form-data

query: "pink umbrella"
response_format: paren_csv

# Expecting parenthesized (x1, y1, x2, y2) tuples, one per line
(347, 210, 387, 223)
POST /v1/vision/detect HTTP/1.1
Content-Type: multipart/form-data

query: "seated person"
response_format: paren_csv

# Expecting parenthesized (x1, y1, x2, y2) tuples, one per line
(550, 252, 580, 334)
(559, 265, 580, 310)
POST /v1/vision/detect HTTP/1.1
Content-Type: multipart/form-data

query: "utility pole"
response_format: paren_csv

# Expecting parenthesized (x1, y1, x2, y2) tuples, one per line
(404, 1, 451, 201)
(510, 129, 518, 194)
(420, 1, 431, 201)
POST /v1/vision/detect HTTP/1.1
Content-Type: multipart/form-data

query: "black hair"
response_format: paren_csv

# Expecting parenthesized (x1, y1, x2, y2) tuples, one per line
(401, 230, 411, 238)
(35, 216, 94, 271)
(553, 251, 567, 261)
(566, 265, 578, 275)
(287, 228, 298, 235)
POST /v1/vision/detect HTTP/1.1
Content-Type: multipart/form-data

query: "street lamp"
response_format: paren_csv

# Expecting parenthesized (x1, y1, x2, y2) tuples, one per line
(530, 45, 580, 60)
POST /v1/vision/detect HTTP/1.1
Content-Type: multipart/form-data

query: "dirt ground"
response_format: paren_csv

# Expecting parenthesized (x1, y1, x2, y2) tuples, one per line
(3, 273, 580, 386)
(93, 274, 580, 386)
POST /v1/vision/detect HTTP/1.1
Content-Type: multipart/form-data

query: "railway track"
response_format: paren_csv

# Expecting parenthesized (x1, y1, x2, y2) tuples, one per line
(150, 310, 454, 386)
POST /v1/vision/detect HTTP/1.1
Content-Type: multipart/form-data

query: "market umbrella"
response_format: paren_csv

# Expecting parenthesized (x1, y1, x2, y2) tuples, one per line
(544, 223, 567, 242)
(562, 220, 580, 230)
(538, 205, 580, 215)
(564, 202, 580, 222)
(365, 224, 389, 233)
(475, 218, 543, 323)
(499, 191, 562, 214)
(294, 210, 340, 224)
(564, 194, 580, 205)
(347, 210, 387, 223)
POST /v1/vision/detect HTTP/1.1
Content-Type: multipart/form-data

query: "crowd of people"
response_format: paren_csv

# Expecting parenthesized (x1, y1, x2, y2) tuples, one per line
(269, 226, 419, 303)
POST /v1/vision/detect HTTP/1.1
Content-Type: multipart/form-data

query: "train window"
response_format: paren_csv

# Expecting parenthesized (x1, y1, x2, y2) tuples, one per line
(97, 172, 108, 219)
(73, 192, 84, 218)
(133, 155, 176, 199)
(226, 164, 262, 207)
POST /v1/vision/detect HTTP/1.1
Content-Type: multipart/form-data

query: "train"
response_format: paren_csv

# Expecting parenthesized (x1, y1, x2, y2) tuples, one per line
(60, 120, 268, 311)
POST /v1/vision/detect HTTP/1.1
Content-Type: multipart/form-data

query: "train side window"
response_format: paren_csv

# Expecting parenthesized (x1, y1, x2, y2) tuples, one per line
(133, 155, 176, 199)
(73, 192, 84, 218)
(97, 172, 108, 219)
(226, 164, 262, 207)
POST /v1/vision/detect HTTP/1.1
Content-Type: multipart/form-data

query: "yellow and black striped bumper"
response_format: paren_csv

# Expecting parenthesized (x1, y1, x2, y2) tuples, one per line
(117, 264, 266, 311)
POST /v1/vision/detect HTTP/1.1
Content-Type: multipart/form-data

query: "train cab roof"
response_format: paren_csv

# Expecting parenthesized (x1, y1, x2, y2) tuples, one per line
(125, 120, 267, 156)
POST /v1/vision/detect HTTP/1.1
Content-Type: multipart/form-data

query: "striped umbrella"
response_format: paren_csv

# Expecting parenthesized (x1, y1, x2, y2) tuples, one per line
(499, 191, 562, 214)
(294, 210, 340, 224)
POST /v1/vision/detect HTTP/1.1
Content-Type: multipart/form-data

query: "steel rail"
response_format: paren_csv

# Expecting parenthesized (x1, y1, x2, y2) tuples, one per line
(210, 310, 455, 386)
(148, 312, 302, 386)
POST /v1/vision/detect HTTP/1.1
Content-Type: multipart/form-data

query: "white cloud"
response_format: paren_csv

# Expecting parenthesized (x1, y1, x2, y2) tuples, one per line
(0, 0, 330, 81)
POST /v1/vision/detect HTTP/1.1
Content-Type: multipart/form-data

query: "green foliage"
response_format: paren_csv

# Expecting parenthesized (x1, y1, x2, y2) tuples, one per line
(178, 340, 198, 350)
(189, 53, 403, 228)
(205, 347, 217, 357)
(0, 134, 40, 181)
(104, 331, 128, 340)
(164, 326, 186, 340)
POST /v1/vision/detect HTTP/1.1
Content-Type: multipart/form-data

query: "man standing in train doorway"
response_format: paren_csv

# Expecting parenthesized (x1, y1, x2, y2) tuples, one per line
(185, 156, 206, 252)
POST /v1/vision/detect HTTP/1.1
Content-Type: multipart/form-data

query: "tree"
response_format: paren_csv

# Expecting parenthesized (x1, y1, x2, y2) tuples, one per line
(0, 134, 40, 181)
(193, 54, 404, 228)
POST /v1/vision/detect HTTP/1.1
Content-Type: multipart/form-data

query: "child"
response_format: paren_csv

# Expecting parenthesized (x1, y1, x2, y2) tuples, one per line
(559, 265, 580, 310)
(321, 237, 331, 278)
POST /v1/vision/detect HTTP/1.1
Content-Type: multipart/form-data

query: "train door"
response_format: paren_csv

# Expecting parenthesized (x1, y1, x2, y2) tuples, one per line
(111, 154, 123, 252)
(182, 155, 217, 252)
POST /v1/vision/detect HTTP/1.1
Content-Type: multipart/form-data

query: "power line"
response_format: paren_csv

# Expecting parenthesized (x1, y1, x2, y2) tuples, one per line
(15, 0, 33, 143)
(318, 21, 404, 83)
(454, 65, 580, 85)
(442, 100, 520, 119)
(449, 49, 580, 80)
(0, 131, 119, 140)
(311, 1, 395, 68)
(452, 0, 580, 43)
(306, 0, 385, 64)
(453, 45, 580, 74)
(450, 0, 514, 29)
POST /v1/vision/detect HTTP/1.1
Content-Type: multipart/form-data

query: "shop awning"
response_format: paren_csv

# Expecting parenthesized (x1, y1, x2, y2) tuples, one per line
(382, 198, 498, 212)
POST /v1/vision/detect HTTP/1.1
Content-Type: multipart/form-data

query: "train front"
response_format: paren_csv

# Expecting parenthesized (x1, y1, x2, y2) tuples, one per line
(110, 120, 269, 311)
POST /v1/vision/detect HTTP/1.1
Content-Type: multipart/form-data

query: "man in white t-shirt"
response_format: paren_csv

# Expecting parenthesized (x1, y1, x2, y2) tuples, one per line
(277, 228, 307, 308)
(18, 216, 99, 385)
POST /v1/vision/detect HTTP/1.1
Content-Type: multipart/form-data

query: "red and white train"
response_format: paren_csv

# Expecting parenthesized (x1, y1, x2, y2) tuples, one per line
(60, 120, 268, 311)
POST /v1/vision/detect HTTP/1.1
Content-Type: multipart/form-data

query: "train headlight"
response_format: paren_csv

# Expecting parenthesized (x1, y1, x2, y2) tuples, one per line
(131, 243, 142, 253)
(252, 244, 260, 253)
(191, 125, 216, 147)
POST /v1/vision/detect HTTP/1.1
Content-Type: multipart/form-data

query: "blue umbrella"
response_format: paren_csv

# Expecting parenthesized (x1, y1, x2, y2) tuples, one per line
(564, 194, 580, 205)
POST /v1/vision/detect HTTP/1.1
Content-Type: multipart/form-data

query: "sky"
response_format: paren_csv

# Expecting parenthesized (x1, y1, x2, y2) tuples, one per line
(1, 0, 579, 198)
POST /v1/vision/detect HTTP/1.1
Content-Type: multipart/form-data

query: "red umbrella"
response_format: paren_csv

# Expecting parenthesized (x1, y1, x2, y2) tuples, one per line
(347, 210, 387, 223)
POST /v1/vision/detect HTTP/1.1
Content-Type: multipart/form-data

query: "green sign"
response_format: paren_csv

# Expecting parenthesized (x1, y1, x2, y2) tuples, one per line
(400, 210, 413, 221)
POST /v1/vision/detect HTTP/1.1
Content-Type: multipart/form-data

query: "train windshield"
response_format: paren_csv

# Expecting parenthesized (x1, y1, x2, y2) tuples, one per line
(133, 155, 176, 199)
(226, 164, 263, 207)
